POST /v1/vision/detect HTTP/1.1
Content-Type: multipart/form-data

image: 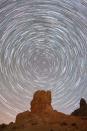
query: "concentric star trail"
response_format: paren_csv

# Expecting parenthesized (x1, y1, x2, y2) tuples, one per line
(0, 0, 87, 124)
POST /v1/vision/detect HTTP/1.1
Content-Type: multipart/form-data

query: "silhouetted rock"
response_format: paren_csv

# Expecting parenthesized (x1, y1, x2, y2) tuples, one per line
(71, 98, 87, 116)
(80, 98, 86, 108)
(0, 123, 7, 129)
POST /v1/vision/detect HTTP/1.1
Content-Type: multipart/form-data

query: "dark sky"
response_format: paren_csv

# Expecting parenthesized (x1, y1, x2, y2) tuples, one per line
(0, 0, 87, 124)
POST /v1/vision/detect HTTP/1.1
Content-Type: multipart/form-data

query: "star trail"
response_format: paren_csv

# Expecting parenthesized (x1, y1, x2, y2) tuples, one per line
(0, 0, 87, 124)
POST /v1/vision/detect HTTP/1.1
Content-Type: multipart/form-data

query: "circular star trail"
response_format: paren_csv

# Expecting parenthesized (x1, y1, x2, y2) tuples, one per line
(0, 0, 87, 124)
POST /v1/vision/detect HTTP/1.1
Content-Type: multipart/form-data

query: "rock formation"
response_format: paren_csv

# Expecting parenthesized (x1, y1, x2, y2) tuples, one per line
(30, 90, 53, 113)
(0, 90, 87, 131)
(71, 98, 87, 116)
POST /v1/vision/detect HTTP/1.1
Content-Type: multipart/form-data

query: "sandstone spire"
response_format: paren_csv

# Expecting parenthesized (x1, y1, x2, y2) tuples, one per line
(30, 90, 53, 113)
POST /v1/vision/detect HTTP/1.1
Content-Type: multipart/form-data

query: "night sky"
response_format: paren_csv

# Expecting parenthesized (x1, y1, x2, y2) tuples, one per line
(0, 0, 87, 124)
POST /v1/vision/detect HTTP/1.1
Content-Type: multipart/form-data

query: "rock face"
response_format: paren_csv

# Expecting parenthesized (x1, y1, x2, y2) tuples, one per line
(0, 91, 87, 131)
(71, 98, 87, 116)
(30, 90, 53, 113)
(15, 90, 53, 124)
